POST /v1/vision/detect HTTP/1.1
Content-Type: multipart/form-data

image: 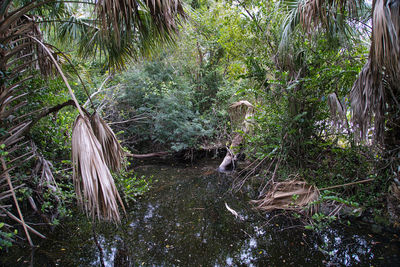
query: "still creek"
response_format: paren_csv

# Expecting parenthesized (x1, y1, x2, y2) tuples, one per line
(1, 158, 400, 266)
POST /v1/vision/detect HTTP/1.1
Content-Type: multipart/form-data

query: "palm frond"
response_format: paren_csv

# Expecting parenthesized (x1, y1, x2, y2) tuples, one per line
(252, 180, 320, 212)
(371, 0, 400, 82)
(34, 154, 60, 202)
(31, 29, 127, 223)
(278, 0, 365, 56)
(297, 0, 360, 32)
(52, 1, 185, 70)
(327, 92, 346, 128)
(278, 1, 299, 54)
(350, 60, 385, 141)
(349, 0, 400, 143)
(72, 115, 125, 222)
(90, 112, 125, 173)
(229, 101, 254, 124)
(94, 0, 185, 39)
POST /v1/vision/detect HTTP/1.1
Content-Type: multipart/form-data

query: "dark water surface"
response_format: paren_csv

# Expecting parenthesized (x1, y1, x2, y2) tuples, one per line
(2, 159, 399, 266)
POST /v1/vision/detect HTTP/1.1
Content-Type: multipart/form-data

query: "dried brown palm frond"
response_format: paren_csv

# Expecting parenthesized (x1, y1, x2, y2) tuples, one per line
(327, 93, 346, 121)
(371, 0, 400, 82)
(252, 180, 320, 213)
(356, 0, 400, 145)
(32, 152, 60, 202)
(229, 100, 254, 132)
(92, 0, 186, 56)
(327, 92, 347, 128)
(0, 13, 56, 160)
(32, 21, 57, 77)
(218, 101, 255, 172)
(2, 122, 30, 147)
(253, 178, 374, 214)
(0, 14, 55, 78)
(298, 0, 360, 32)
(298, 0, 326, 32)
(90, 112, 125, 172)
(144, 0, 186, 33)
(31, 36, 126, 222)
(72, 115, 125, 222)
(350, 60, 386, 141)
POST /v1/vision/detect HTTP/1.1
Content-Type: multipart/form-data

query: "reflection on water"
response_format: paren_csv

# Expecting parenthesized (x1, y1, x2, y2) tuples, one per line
(1, 159, 399, 266)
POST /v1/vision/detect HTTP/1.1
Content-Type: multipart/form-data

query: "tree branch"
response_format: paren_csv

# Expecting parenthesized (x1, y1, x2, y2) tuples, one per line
(83, 75, 114, 109)
(25, 100, 76, 134)
(126, 152, 169, 158)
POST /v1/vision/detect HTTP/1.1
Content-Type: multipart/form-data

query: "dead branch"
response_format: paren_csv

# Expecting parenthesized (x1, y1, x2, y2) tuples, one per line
(1, 208, 46, 239)
(320, 178, 374, 190)
(126, 152, 169, 158)
(1, 158, 33, 246)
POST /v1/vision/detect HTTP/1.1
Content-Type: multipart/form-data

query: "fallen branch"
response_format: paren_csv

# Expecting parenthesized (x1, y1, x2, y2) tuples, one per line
(126, 152, 169, 158)
(1, 208, 46, 239)
(1, 158, 33, 246)
(108, 115, 150, 125)
(24, 100, 76, 134)
(320, 178, 374, 191)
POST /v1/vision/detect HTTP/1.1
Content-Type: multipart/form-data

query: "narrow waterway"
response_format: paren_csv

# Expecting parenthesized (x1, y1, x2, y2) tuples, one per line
(2, 159, 399, 266)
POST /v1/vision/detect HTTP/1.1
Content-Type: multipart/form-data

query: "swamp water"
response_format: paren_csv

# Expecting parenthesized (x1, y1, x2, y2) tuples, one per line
(1, 159, 399, 266)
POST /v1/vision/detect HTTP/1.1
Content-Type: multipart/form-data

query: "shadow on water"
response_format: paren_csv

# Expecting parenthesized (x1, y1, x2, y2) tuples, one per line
(1, 159, 400, 266)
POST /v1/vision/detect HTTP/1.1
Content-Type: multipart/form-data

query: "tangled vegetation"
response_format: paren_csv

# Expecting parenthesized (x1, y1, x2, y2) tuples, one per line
(1, 0, 400, 249)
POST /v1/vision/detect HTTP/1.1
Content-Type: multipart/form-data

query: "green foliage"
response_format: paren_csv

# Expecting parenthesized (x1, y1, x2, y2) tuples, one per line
(305, 191, 361, 231)
(18, 75, 77, 160)
(0, 144, 7, 157)
(114, 162, 151, 203)
(112, 58, 222, 152)
(312, 190, 360, 209)
(245, 26, 368, 164)
(305, 213, 337, 232)
(2, 0, 393, 235)
(0, 223, 16, 250)
(40, 183, 75, 219)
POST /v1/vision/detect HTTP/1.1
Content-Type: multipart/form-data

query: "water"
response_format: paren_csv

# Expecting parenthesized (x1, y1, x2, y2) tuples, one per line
(1, 159, 399, 266)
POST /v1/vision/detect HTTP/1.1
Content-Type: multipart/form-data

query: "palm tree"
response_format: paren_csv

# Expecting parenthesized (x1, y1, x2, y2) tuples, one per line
(282, 0, 399, 144)
(351, 0, 400, 147)
(271, 0, 368, 165)
(0, 0, 186, 244)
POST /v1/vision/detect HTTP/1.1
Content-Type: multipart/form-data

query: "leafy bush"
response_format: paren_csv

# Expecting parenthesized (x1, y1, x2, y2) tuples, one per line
(110, 59, 224, 152)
